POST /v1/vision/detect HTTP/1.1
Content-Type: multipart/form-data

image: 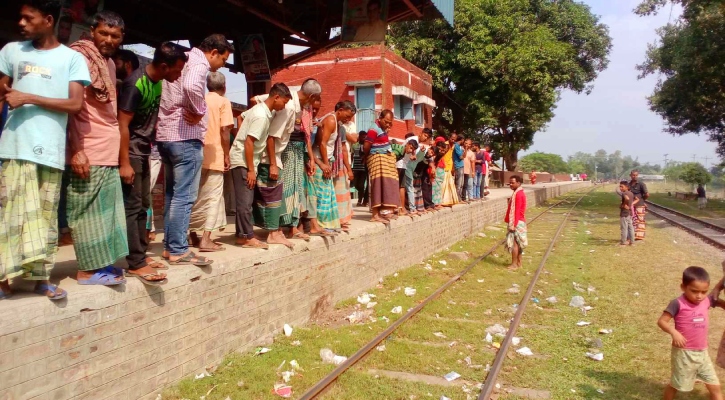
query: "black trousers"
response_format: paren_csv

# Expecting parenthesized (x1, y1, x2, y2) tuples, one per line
(422, 174, 434, 209)
(230, 166, 255, 239)
(122, 157, 150, 270)
(353, 170, 369, 204)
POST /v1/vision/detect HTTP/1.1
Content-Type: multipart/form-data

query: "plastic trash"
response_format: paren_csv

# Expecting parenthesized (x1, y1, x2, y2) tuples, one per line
(546, 296, 558, 304)
(376, 344, 386, 352)
(512, 337, 521, 346)
(405, 287, 417, 297)
(478, 232, 487, 238)
(424, 264, 433, 271)
(444, 371, 461, 382)
(577, 321, 591, 326)
(599, 329, 612, 335)
(486, 324, 508, 336)
(478, 279, 485, 283)
(391, 306, 403, 314)
(280, 370, 294, 383)
(283, 324, 293, 337)
(320, 348, 347, 365)
(506, 286, 520, 294)
(255, 347, 271, 356)
(440, 396, 452, 400)
(366, 302, 378, 309)
(433, 332, 448, 339)
(439, 260, 447, 265)
(586, 352, 604, 361)
(485, 333, 493, 343)
(289, 360, 303, 371)
(394, 273, 399, 277)
(195, 371, 211, 379)
(532, 298, 540, 304)
(273, 384, 292, 398)
(634, 292, 640, 297)
(291, 340, 301, 346)
(516, 347, 534, 356)
(569, 296, 586, 307)
(357, 293, 371, 305)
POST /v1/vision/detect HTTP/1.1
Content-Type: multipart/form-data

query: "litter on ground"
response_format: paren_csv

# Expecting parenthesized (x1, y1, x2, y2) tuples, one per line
(586, 352, 604, 361)
(405, 287, 417, 296)
(254, 347, 271, 356)
(444, 371, 461, 382)
(391, 306, 403, 314)
(320, 348, 348, 365)
(577, 321, 591, 326)
(433, 332, 448, 339)
(569, 296, 586, 307)
(516, 347, 534, 356)
(283, 324, 293, 337)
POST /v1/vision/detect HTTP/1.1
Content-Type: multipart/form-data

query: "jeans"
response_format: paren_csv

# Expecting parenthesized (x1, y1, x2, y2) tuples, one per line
(230, 166, 255, 239)
(620, 216, 634, 244)
(157, 140, 203, 256)
(455, 168, 465, 200)
(405, 175, 416, 211)
(353, 170, 368, 204)
(122, 157, 150, 270)
(473, 172, 483, 199)
(465, 174, 473, 200)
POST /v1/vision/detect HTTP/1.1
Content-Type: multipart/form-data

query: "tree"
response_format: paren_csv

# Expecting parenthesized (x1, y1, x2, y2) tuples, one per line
(389, 0, 612, 170)
(519, 152, 569, 173)
(636, 0, 725, 157)
(679, 162, 712, 186)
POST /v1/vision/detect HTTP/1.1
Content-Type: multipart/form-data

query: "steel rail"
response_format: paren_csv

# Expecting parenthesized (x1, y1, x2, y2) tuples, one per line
(477, 188, 590, 400)
(298, 186, 595, 400)
(645, 201, 725, 250)
(645, 201, 725, 234)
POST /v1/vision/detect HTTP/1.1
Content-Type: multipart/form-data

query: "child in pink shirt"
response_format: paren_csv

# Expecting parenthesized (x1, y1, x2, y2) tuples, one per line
(658, 266, 723, 400)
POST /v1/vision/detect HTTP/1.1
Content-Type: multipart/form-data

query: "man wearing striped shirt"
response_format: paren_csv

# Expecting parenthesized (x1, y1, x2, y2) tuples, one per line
(156, 34, 233, 266)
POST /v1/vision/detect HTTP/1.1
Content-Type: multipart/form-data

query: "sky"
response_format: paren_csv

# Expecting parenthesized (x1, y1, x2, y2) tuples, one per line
(522, 0, 719, 167)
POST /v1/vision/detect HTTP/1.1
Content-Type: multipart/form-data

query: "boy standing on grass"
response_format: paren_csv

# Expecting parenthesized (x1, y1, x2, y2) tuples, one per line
(658, 266, 723, 400)
(619, 180, 637, 246)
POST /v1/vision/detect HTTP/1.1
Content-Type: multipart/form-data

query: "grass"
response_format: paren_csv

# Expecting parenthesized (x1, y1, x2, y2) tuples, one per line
(163, 187, 725, 400)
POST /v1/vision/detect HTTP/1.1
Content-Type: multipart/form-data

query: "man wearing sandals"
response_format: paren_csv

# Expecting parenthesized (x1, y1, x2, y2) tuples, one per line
(66, 11, 130, 287)
(156, 34, 233, 266)
(0, 0, 90, 300)
(118, 42, 187, 285)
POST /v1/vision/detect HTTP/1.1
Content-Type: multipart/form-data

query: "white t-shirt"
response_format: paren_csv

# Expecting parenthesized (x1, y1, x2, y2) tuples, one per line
(229, 102, 273, 172)
(254, 90, 301, 168)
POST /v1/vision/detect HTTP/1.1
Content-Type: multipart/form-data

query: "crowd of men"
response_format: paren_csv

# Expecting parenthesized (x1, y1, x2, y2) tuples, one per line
(0, 0, 500, 299)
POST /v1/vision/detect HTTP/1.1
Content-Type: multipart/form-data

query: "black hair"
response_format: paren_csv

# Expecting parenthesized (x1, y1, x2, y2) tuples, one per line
(619, 180, 629, 187)
(22, 0, 61, 23)
(59, 15, 73, 26)
(115, 49, 139, 71)
(405, 132, 415, 139)
(152, 42, 188, 67)
(473, 142, 480, 147)
(455, 135, 465, 143)
(269, 82, 292, 98)
(407, 140, 419, 151)
(199, 34, 234, 54)
(683, 266, 709, 286)
(422, 127, 432, 135)
(510, 175, 523, 184)
(335, 100, 357, 114)
(91, 10, 125, 32)
(379, 109, 393, 119)
(436, 141, 447, 149)
(358, 130, 367, 136)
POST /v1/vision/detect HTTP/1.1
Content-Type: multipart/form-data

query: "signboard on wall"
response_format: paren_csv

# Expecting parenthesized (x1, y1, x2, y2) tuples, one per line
(341, 0, 389, 43)
(57, 0, 105, 45)
(240, 34, 271, 82)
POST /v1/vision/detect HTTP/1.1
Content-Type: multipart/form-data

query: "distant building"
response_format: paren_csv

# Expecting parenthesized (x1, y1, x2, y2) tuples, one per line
(273, 44, 435, 139)
(639, 174, 665, 181)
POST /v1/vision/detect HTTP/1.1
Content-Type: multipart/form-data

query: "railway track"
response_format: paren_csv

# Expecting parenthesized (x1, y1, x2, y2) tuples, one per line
(298, 186, 596, 400)
(645, 201, 725, 249)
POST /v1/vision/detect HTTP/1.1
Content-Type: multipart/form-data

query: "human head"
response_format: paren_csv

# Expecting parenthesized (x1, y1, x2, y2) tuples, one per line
(198, 34, 233, 72)
(151, 42, 188, 83)
(334, 100, 357, 124)
(367, 0, 382, 22)
(267, 82, 292, 112)
(114, 49, 139, 80)
(358, 130, 366, 143)
(426, 146, 435, 158)
(311, 98, 322, 118)
(206, 71, 226, 95)
(630, 169, 639, 182)
(378, 109, 394, 131)
(681, 266, 710, 304)
(90, 11, 124, 58)
(484, 144, 492, 152)
(456, 135, 465, 144)
(19, 0, 61, 41)
(464, 138, 472, 148)
(406, 140, 419, 153)
(449, 132, 457, 144)
(57, 15, 72, 44)
(420, 128, 432, 143)
(300, 78, 322, 105)
(405, 132, 415, 139)
(619, 180, 629, 193)
(473, 142, 480, 152)
(509, 175, 523, 190)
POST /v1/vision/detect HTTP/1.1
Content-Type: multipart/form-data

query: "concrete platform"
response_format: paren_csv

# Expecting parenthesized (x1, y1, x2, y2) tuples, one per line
(0, 181, 589, 400)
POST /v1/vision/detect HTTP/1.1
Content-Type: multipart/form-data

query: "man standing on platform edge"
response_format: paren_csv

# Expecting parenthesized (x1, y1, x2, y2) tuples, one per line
(505, 175, 527, 270)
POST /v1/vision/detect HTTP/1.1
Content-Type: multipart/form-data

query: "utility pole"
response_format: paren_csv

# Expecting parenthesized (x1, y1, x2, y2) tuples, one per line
(693, 154, 697, 163)
(664, 154, 669, 168)
(703, 156, 711, 169)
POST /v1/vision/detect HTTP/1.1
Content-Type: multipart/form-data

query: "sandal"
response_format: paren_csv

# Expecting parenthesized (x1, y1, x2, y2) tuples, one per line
(78, 270, 126, 286)
(145, 258, 169, 270)
(290, 232, 311, 241)
(34, 283, 67, 301)
(309, 230, 337, 237)
(126, 270, 168, 286)
(168, 252, 213, 266)
(198, 243, 226, 252)
(241, 241, 270, 249)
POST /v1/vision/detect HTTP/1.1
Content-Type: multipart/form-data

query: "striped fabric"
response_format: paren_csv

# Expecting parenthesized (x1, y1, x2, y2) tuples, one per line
(413, 173, 425, 211)
(307, 166, 340, 230)
(0, 160, 61, 280)
(334, 171, 353, 225)
(433, 168, 444, 205)
(439, 167, 459, 206)
(67, 166, 128, 271)
(280, 142, 306, 227)
(367, 153, 400, 209)
(253, 164, 284, 230)
(634, 205, 646, 240)
(189, 169, 227, 232)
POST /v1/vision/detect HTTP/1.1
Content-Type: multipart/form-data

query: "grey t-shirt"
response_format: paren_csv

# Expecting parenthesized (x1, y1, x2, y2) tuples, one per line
(620, 190, 633, 217)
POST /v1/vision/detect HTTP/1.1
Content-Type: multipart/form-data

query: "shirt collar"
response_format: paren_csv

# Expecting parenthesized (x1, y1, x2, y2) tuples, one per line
(189, 47, 211, 69)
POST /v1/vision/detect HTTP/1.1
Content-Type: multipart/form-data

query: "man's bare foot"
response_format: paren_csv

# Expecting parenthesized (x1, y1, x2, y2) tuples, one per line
(127, 265, 167, 282)
(506, 264, 520, 271)
(147, 230, 156, 242)
(59, 232, 73, 246)
(267, 231, 294, 249)
(189, 232, 201, 248)
(235, 237, 269, 249)
(77, 268, 125, 284)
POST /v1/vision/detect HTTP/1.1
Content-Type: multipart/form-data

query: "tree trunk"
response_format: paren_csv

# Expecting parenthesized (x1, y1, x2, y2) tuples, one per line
(504, 151, 519, 172)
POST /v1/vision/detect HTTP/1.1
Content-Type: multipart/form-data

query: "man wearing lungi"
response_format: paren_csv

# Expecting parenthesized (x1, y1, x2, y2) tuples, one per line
(505, 175, 527, 270)
(629, 169, 649, 241)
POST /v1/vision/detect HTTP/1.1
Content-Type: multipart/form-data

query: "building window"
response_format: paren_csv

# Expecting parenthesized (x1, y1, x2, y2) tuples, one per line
(414, 104, 424, 126)
(394, 95, 414, 120)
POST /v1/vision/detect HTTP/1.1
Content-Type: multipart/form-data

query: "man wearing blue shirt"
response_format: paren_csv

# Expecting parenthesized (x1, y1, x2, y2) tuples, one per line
(0, 0, 91, 300)
(452, 134, 466, 201)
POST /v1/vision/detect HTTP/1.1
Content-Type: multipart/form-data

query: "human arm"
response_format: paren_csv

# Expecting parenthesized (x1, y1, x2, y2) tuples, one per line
(219, 100, 234, 172)
(265, 135, 279, 180)
(117, 110, 136, 184)
(658, 311, 686, 348)
(315, 117, 334, 179)
(3, 81, 84, 114)
(632, 196, 640, 207)
(342, 140, 353, 181)
(221, 125, 232, 171)
(642, 182, 649, 200)
(244, 135, 257, 189)
(181, 63, 208, 124)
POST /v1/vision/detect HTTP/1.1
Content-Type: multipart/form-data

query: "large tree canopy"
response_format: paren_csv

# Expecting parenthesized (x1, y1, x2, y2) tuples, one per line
(636, 0, 725, 156)
(388, 0, 612, 170)
(519, 152, 569, 173)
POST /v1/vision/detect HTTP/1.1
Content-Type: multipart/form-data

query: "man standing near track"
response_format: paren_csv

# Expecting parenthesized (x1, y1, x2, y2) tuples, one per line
(505, 175, 527, 270)
(629, 169, 649, 241)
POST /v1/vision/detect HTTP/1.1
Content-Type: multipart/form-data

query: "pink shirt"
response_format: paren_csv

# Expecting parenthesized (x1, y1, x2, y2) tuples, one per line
(665, 295, 715, 350)
(67, 57, 119, 166)
(464, 150, 476, 175)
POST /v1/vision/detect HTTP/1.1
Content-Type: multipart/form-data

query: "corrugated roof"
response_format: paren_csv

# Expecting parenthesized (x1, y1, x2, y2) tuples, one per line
(432, 0, 454, 25)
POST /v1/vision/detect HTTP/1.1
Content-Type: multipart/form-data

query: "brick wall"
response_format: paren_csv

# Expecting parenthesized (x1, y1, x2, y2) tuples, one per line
(0, 182, 590, 400)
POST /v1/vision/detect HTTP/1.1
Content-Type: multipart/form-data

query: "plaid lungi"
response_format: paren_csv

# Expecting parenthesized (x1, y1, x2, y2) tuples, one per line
(0, 160, 61, 280)
(280, 142, 306, 227)
(505, 221, 528, 251)
(367, 153, 400, 210)
(189, 169, 226, 232)
(307, 165, 340, 230)
(67, 166, 128, 271)
(334, 171, 353, 225)
(253, 164, 283, 230)
(413, 172, 424, 211)
(634, 205, 646, 240)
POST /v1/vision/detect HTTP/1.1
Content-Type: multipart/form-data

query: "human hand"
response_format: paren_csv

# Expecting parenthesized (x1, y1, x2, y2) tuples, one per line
(348, 170, 354, 181)
(306, 160, 316, 176)
(183, 110, 203, 125)
(269, 164, 279, 181)
(671, 331, 687, 348)
(321, 163, 332, 179)
(3, 84, 32, 109)
(119, 162, 135, 185)
(224, 155, 231, 172)
(71, 151, 90, 179)
(246, 169, 256, 189)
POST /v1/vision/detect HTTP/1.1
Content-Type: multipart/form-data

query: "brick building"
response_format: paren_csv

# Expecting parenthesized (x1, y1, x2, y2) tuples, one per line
(272, 45, 436, 139)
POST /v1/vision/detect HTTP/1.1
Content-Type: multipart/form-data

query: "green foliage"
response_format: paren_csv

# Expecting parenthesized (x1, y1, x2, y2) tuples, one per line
(388, 0, 612, 170)
(519, 152, 569, 173)
(566, 149, 642, 179)
(679, 162, 712, 185)
(637, 0, 725, 157)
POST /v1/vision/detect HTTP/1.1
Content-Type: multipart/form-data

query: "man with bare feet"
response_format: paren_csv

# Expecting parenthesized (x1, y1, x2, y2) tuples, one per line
(505, 175, 527, 270)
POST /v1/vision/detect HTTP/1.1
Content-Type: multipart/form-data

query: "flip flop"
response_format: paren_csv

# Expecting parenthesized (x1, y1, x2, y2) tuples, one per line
(309, 230, 336, 237)
(290, 232, 311, 241)
(99, 265, 125, 277)
(145, 259, 169, 270)
(198, 243, 226, 252)
(241, 242, 269, 249)
(125, 271, 168, 286)
(34, 283, 67, 300)
(168, 252, 213, 266)
(78, 270, 126, 286)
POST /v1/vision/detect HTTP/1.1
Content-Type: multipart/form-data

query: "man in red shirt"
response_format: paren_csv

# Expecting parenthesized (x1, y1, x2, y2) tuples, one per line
(504, 175, 527, 270)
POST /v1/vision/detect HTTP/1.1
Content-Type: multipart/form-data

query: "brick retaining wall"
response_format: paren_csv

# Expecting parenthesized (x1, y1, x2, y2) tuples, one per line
(0, 182, 590, 400)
